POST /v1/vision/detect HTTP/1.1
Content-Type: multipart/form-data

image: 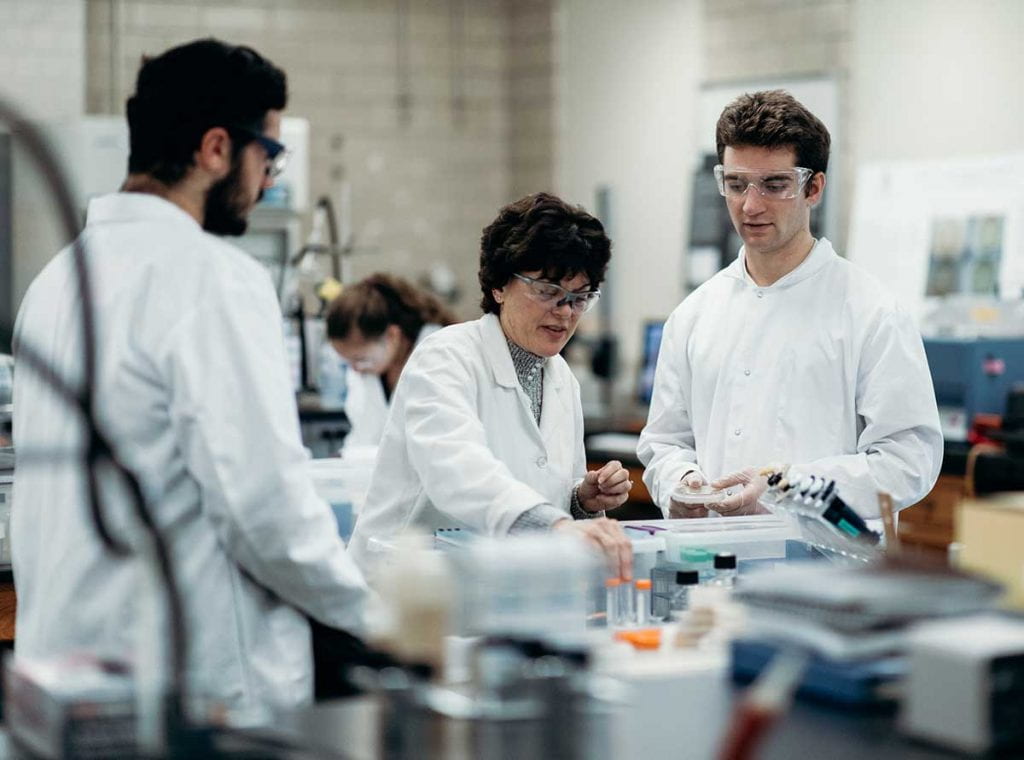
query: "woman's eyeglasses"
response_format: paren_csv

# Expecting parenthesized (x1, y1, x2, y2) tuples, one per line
(512, 273, 601, 314)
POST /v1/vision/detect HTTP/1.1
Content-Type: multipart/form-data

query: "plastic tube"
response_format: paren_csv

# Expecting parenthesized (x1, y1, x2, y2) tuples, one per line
(635, 579, 651, 625)
(605, 578, 621, 627)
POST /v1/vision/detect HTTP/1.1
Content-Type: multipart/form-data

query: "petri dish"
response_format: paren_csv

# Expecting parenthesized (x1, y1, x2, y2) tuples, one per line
(670, 483, 730, 504)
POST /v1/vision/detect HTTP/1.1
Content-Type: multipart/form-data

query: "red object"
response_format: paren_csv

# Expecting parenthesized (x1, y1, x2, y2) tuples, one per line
(716, 704, 780, 760)
(969, 412, 1004, 446)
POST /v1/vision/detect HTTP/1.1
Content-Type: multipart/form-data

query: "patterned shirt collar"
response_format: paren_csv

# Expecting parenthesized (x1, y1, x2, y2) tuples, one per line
(506, 337, 546, 423)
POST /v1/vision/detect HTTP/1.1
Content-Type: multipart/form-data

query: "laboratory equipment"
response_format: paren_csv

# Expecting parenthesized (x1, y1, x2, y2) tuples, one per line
(669, 482, 730, 505)
(306, 456, 377, 543)
(713, 552, 738, 588)
(634, 579, 651, 625)
(637, 320, 665, 404)
(901, 614, 1024, 754)
(668, 570, 699, 615)
(731, 639, 903, 707)
(735, 560, 1003, 662)
(624, 531, 663, 582)
(618, 577, 634, 628)
(760, 466, 881, 561)
(5, 654, 138, 759)
(922, 336, 1024, 442)
(444, 534, 601, 646)
(0, 470, 11, 567)
(605, 578, 622, 627)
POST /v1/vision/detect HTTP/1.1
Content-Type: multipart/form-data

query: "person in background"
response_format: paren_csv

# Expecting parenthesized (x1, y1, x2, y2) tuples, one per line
(325, 273, 457, 452)
(349, 193, 634, 578)
(638, 90, 942, 524)
(11, 39, 367, 713)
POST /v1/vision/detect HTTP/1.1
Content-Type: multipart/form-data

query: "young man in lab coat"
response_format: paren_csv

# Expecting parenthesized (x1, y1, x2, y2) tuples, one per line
(11, 40, 367, 712)
(638, 90, 943, 524)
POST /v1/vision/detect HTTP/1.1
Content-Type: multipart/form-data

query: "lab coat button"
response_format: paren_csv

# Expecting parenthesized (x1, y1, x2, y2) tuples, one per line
(734, 428, 742, 436)
(744, 369, 751, 376)
(756, 290, 764, 299)
(536, 456, 548, 468)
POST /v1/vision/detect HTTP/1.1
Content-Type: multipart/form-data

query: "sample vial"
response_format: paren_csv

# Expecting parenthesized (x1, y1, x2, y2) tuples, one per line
(669, 570, 700, 614)
(618, 578, 634, 626)
(635, 579, 652, 625)
(605, 578, 621, 626)
(713, 552, 738, 589)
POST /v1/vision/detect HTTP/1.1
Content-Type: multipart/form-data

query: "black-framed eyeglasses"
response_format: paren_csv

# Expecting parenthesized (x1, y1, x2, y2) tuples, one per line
(226, 125, 290, 178)
(512, 273, 601, 314)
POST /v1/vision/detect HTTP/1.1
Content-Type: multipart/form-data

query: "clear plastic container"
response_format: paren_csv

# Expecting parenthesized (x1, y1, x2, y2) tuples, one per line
(626, 534, 664, 582)
(659, 515, 795, 562)
(670, 483, 729, 505)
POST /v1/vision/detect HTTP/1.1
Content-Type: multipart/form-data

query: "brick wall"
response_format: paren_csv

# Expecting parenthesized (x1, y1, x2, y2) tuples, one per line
(702, 0, 853, 247)
(85, 0, 555, 317)
(702, 0, 851, 84)
(0, 0, 85, 119)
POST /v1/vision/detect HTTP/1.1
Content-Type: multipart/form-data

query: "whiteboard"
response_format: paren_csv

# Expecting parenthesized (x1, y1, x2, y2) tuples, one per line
(847, 153, 1024, 323)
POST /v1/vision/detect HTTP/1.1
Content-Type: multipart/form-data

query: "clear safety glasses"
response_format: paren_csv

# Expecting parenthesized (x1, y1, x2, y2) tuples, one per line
(713, 165, 814, 201)
(512, 273, 601, 314)
(347, 337, 390, 372)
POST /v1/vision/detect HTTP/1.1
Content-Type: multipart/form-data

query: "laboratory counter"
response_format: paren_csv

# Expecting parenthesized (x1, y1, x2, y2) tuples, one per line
(80, 691, 980, 760)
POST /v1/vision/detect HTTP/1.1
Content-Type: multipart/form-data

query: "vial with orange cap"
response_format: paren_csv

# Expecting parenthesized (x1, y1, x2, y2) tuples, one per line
(635, 578, 652, 625)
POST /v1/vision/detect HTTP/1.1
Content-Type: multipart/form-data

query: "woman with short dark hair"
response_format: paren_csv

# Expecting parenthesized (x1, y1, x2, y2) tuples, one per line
(349, 193, 633, 578)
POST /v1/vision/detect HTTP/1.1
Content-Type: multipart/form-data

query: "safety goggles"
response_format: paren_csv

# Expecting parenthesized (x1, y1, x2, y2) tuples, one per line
(228, 125, 290, 178)
(346, 338, 390, 372)
(713, 165, 813, 200)
(512, 273, 601, 314)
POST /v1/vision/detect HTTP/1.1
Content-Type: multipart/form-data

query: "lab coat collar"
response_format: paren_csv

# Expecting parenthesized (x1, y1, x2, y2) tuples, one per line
(479, 313, 563, 391)
(726, 237, 837, 290)
(86, 192, 202, 230)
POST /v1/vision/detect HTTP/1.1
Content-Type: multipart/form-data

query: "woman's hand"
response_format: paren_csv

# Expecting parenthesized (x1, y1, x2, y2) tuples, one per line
(552, 517, 633, 580)
(578, 460, 632, 513)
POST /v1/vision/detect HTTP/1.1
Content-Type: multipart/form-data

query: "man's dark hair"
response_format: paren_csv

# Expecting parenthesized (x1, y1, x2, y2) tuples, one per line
(478, 192, 611, 315)
(126, 38, 287, 184)
(715, 89, 830, 181)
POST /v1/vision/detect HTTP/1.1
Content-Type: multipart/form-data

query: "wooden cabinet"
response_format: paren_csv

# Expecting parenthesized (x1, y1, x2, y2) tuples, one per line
(0, 582, 15, 643)
(898, 474, 965, 551)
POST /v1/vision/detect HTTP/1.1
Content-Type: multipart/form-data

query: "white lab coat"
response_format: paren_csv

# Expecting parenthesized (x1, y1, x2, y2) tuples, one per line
(347, 313, 585, 571)
(638, 238, 943, 520)
(12, 193, 367, 712)
(340, 324, 441, 453)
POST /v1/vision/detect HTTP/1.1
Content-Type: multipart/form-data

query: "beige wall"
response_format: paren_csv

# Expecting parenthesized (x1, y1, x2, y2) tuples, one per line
(850, 0, 1024, 163)
(555, 0, 701, 400)
(0, 0, 85, 119)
